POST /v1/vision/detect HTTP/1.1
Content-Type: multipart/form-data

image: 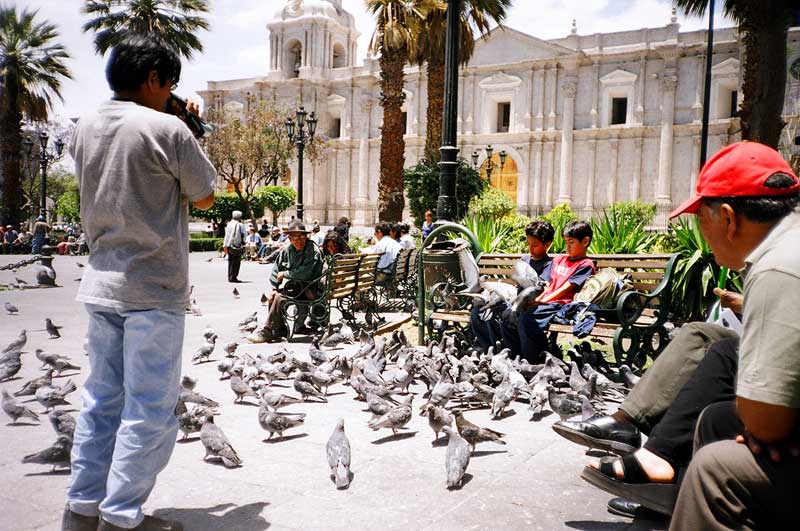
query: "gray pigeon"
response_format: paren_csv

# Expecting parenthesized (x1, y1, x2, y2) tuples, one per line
(45, 318, 62, 339)
(425, 405, 454, 443)
(309, 339, 329, 365)
(2, 329, 27, 354)
(259, 390, 303, 411)
(0, 357, 22, 382)
(22, 435, 72, 471)
(1, 389, 40, 423)
(258, 403, 306, 440)
(443, 426, 471, 489)
(230, 373, 258, 403)
(232, 287, 240, 298)
(35, 380, 77, 412)
(293, 373, 327, 402)
(453, 410, 506, 452)
(192, 335, 217, 364)
(200, 413, 242, 467)
(491, 372, 516, 419)
(4, 302, 18, 315)
(223, 342, 239, 357)
(326, 418, 351, 489)
(238, 311, 257, 327)
(180, 375, 198, 390)
(547, 386, 582, 421)
(49, 410, 77, 439)
(178, 388, 219, 408)
(14, 369, 55, 397)
(620, 365, 641, 389)
(569, 361, 588, 392)
(368, 395, 413, 435)
(44, 355, 81, 376)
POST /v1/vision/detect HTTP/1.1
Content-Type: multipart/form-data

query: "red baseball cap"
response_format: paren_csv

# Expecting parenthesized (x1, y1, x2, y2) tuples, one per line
(669, 141, 799, 219)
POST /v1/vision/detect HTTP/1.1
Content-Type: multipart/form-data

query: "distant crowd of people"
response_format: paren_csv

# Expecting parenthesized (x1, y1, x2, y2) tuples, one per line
(0, 217, 87, 255)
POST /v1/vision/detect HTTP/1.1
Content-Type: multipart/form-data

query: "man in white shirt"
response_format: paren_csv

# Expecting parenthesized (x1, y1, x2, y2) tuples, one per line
(367, 222, 401, 282)
(223, 211, 247, 282)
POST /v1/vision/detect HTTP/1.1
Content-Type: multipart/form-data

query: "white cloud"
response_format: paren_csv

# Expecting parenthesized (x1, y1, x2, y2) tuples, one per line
(19, 0, 734, 124)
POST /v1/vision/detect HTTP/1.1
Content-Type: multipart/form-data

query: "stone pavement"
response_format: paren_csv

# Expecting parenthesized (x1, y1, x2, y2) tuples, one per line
(0, 253, 669, 531)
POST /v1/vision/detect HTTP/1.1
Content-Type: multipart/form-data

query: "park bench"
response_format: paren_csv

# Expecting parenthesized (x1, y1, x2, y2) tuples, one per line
(425, 252, 679, 366)
(281, 252, 383, 339)
(374, 246, 418, 309)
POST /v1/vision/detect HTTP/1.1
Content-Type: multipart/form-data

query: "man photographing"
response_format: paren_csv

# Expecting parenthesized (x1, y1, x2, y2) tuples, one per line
(63, 37, 216, 531)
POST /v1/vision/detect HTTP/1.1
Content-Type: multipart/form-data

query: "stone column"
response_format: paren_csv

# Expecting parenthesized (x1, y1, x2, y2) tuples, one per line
(656, 74, 677, 205)
(465, 72, 475, 134)
(354, 102, 372, 225)
(546, 64, 558, 130)
(607, 136, 620, 205)
(585, 138, 597, 209)
(558, 78, 577, 204)
(535, 66, 545, 131)
(631, 137, 644, 201)
(693, 55, 704, 122)
(532, 139, 543, 210)
(590, 61, 599, 128)
(524, 69, 534, 132)
(544, 140, 555, 208)
(328, 147, 338, 215)
(691, 135, 701, 191)
(635, 53, 647, 124)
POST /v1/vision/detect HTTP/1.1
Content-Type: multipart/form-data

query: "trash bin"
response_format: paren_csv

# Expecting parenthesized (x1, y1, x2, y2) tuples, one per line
(421, 238, 479, 311)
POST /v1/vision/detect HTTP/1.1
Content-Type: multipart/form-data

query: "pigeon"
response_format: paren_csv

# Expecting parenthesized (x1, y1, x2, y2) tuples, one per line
(368, 395, 413, 435)
(181, 375, 198, 390)
(309, 339, 329, 365)
(580, 395, 597, 421)
(425, 405, 454, 443)
(293, 373, 327, 402)
(229, 373, 258, 404)
(569, 361, 588, 392)
(259, 390, 303, 411)
(205, 257, 213, 262)
(14, 276, 27, 286)
(326, 418, 351, 489)
(14, 369, 55, 397)
(35, 380, 77, 412)
(22, 435, 72, 471)
(178, 388, 219, 408)
(365, 392, 395, 419)
(48, 410, 77, 439)
(192, 335, 217, 364)
(2, 330, 27, 354)
(258, 403, 306, 441)
(310, 369, 342, 396)
(223, 342, 239, 357)
(200, 413, 242, 467)
(453, 410, 506, 452)
(443, 426, 471, 489)
(1, 389, 40, 423)
(232, 287, 240, 298)
(45, 318, 62, 339)
(177, 403, 212, 441)
(189, 299, 203, 316)
(238, 312, 258, 327)
(547, 386, 582, 421)
(4, 302, 18, 315)
(43, 354, 81, 376)
(260, 293, 268, 305)
(620, 365, 641, 389)
(491, 372, 516, 419)
(76, 262, 84, 268)
(0, 357, 22, 382)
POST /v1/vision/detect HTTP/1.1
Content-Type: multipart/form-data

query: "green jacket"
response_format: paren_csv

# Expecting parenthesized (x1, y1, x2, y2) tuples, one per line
(270, 240, 324, 290)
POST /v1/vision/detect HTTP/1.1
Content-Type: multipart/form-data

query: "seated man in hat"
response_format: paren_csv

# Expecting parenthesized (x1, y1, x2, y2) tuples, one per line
(253, 219, 325, 342)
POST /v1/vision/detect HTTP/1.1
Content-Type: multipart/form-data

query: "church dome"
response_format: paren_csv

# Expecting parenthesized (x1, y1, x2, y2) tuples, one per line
(273, 0, 355, 29)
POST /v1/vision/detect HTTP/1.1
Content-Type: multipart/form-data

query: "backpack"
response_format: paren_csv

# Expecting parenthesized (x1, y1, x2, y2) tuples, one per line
(229, 221, 245, 250)
(574, 267, 633, 309)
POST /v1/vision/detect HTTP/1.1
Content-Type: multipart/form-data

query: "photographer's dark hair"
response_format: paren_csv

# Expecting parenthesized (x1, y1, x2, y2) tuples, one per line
(525, 220, 555, 244)
(106, 37, 181, 92)
(702, 173, 800, 223)
(563, 220, 593, 242)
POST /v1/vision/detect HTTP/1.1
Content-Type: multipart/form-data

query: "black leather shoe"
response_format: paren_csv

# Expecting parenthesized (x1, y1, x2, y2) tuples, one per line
(552, 415, 641, 455)
(61, 505, 99, 531)
(98, 515, 183, 531)
(607, 497, 668, 520)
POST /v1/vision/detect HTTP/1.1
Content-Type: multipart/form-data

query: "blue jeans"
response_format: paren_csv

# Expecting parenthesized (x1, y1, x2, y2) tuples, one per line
(499, 302, 561, 363)
(470, 304, 505, 351)
(67, 304, 185, 528)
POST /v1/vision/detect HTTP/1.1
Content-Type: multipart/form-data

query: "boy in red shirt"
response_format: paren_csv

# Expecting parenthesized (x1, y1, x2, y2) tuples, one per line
(501, 220, 595, 362)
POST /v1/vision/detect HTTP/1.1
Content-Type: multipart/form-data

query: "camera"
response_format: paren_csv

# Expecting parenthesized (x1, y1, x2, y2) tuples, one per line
(166, 93, 213, 139)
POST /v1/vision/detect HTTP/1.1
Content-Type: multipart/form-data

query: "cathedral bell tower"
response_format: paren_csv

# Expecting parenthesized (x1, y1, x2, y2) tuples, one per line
(267, 0, 360, 79)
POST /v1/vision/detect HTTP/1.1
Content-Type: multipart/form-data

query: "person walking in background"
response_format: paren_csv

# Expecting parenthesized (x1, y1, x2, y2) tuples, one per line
(63, 37, 216, 531)
(31, 215, 50, 254)
(421, 210, 434, 239)
(223, 210, 246, 282)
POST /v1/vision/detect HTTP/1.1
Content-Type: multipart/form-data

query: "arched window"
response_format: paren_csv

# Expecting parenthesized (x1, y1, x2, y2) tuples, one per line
(286, 40, 302, 78)
(332, 42, 346, 68)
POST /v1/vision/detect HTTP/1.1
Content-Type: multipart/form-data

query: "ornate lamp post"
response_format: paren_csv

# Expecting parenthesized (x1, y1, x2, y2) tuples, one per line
(284, 106, 318, 221)
(24, 130, 64, 220)
(471, 145, 507, 180)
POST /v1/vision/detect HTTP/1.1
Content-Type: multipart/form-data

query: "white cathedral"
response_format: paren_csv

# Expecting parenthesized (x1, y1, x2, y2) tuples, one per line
(199, 0, 800, 226)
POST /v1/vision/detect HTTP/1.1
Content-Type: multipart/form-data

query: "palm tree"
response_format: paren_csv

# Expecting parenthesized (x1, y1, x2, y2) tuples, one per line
(367, 0, 439, 222)
(0, 7, 71, 225)
(674, 0, 797, 148)
(81, 0, 210, 59)
(414, 0, 511, 163)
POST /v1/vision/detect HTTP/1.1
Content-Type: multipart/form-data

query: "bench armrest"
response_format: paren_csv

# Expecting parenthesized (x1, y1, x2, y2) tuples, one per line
(613, 253, 679, 327)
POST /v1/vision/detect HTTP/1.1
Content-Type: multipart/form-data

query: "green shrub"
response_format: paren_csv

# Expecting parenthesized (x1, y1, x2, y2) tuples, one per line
(496, 213, 531, 254)
(189, 238, 223, 252)
(404, 159, 487, 226)
(608, 201, 657, 228)
(460, 214, 511, 254)
(541, 203, 577, 253)
(468, 188, 515, 219)
(588, 208, 658, 254)
(348, 236, 366, 254)
(258, 186, 296, 226)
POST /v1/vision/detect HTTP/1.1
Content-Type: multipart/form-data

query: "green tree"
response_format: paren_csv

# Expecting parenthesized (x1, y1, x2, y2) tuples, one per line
(404, 158, 486, 225)
(56, 178, 80, 222)
(190, 192, 266, 237)
(413, 0, 511, 163)
(367, 0, 438, 222)
(81, 0, 210, 59)
(203, 101, 325, 227)
(674, 0, 797, 148)
(258, 186, 296, 226)
(0, 7, 71, 225)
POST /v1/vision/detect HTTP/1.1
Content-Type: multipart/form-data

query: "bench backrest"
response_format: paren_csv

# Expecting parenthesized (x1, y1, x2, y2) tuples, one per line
(393, 247, 415, 281)
(476, 253, 675, 294)
(355, 253, 381, 294)
(327, 253, 362, 301)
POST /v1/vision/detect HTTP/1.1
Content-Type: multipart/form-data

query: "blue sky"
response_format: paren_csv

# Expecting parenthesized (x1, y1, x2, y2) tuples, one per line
(19, 0, 732, 123)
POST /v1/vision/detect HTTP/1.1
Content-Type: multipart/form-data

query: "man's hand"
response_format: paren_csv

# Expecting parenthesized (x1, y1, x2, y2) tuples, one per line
(185, 99, 202, 120)
(714, 287, 743, 315)
(736, 431, 800, 463)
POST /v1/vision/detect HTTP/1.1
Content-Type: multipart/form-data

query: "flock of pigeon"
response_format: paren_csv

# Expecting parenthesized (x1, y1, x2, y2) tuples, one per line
(175, 309, 642, 491)
(2, 289, 644, 491)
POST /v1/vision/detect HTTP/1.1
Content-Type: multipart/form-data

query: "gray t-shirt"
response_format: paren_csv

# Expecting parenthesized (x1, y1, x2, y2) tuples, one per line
(737, 210, 800, 408)
(69, 100, 216, 311)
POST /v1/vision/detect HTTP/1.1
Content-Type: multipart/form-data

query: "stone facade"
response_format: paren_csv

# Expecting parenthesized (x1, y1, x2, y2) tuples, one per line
(199, 0, 800, 226)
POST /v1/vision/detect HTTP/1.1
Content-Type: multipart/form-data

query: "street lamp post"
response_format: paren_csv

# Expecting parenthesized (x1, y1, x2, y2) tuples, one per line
(24, 130, 64, 220)
(284, 106, 318, 221)
(471, 145, 507, 180)
(436, 0, 462, 222)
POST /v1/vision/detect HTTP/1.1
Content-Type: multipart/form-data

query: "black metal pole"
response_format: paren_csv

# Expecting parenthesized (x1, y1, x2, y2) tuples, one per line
(296, 136, 304, 221)
(699, 0, 715, 167)
(436, 0, 461, 222)
(40, 157, 48, 218)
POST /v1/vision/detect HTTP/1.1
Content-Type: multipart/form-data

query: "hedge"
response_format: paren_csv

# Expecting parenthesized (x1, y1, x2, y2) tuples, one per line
(189, 238, 223, 252)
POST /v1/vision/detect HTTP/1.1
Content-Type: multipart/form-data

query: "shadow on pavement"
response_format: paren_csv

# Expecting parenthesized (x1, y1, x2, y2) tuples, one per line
(565, 519, 667, 531)
(154, 502, 270, 531)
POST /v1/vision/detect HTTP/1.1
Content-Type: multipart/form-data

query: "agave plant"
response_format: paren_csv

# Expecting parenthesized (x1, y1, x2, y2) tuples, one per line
(667, 216, 741, 321)
(459, 213, 510, 254)
(588, 208, 658, 255)
(541, 203, 577, 254)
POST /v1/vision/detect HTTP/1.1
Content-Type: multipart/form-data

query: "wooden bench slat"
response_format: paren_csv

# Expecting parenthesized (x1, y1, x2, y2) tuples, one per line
(627, 272, 666, 281)
(595, 260, 669, 269)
